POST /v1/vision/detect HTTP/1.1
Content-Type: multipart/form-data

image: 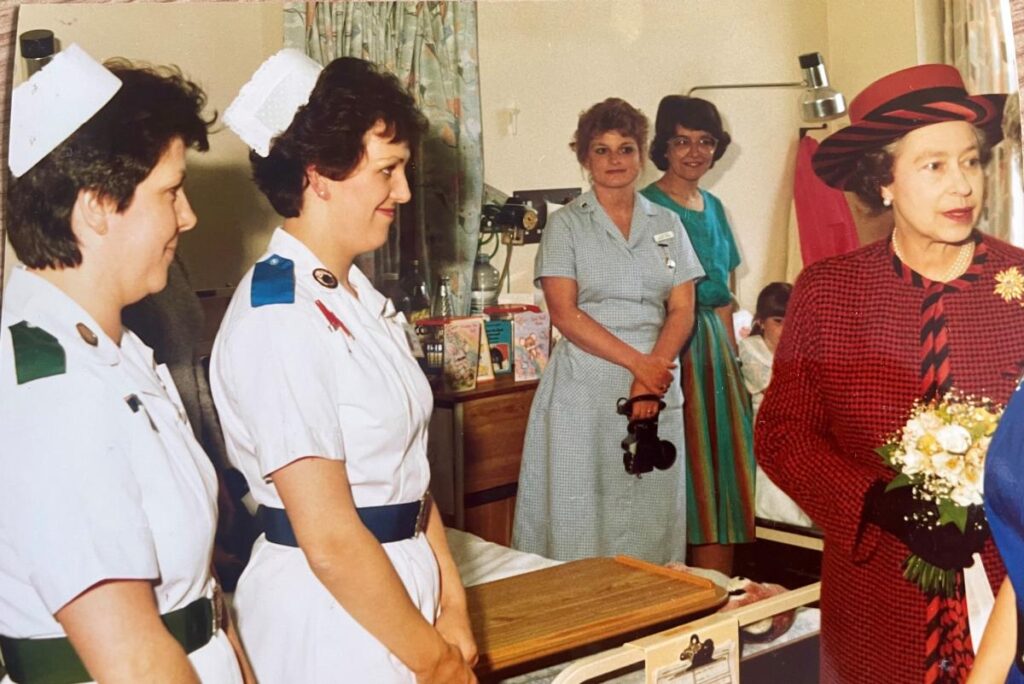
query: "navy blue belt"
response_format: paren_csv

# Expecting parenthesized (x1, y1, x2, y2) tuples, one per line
(257, 497, 429, 547)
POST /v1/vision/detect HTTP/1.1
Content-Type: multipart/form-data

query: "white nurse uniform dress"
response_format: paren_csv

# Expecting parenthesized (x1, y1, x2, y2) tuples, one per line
(211, 228, 437, 683)
(0, 267, 242, 684)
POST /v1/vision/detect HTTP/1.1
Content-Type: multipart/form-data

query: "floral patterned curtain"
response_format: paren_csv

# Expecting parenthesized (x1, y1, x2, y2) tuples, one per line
(283, 1, 483, 313)
(945, 0, 1023, 246)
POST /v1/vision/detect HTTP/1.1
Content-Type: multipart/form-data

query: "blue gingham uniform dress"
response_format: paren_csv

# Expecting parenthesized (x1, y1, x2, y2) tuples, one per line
(512, 191, 704, 563)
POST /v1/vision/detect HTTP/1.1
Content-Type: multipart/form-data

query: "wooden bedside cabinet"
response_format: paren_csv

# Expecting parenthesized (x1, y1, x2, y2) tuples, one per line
(428, 375, 538, 546)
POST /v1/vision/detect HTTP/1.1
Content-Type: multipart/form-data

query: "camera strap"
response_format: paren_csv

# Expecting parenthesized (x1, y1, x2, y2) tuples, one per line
(616, 394, 666, 417)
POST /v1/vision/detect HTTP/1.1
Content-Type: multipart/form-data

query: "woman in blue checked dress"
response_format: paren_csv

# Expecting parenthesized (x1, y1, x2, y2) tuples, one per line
(512, 98, 704, 564)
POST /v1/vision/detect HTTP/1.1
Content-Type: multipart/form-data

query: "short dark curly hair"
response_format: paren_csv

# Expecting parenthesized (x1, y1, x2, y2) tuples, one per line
(846, 125, 992, 213)
(750, 281, 792, 336)
(569, 98, 649, 165)
(6, 60, 214, 270)
(251, 56, 428, 218)
(649, 95, 732, 171)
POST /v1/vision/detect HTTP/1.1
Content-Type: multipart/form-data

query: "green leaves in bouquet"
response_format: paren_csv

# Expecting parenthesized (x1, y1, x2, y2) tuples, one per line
(876, 442, 900, 468)
(883, 472, 912, 492)
(937, 499, 969, 533)
(903, 554, 956, 597)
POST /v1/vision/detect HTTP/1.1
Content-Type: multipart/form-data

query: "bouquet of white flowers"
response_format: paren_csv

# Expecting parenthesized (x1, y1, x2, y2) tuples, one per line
(876, 392, 1002, 596)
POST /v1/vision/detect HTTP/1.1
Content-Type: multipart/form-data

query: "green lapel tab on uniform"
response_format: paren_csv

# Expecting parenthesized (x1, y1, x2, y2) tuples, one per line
(9, 321, 66, 385)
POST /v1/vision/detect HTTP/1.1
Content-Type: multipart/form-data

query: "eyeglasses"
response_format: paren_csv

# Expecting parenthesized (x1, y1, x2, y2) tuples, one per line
(668, 135, 718, 154)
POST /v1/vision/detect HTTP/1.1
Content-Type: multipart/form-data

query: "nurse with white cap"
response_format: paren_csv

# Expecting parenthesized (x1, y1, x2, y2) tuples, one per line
(0, 46, 250, 683)
(212, 50, 476, 683)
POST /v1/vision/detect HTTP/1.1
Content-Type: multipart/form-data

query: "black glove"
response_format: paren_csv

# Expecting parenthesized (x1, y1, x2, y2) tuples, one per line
(864, 480, 989, 570)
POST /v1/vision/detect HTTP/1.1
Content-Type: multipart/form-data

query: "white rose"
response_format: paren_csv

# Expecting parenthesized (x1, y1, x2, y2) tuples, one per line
(902, 418, 926, 445)
(930, 451, 964, 483)
(965, 445, 986, 470)
(919, 412, 944, 433)
(963, 462, 984, 495)
(935, 425, 972, 455)
(951, 482, 982, 507)
(900, 447, 927, 475)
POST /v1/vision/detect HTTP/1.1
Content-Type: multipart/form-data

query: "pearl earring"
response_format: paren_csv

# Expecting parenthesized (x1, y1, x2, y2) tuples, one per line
(882, 197, 892, 207)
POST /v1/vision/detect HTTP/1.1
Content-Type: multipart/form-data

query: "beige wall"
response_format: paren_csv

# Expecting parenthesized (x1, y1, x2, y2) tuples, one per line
(10, 2, 284, 292)
(479, 0, 942, 310)
(825, 0, 921, 102)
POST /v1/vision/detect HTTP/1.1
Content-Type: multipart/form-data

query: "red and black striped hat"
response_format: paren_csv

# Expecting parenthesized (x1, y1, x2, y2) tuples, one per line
(812, 64, 1006, 189)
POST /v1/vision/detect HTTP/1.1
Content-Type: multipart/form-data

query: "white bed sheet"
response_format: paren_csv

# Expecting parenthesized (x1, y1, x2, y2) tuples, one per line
(755, 465, 814, 528)
(447, 529, 820, 683)
(448, 528, 562, 586)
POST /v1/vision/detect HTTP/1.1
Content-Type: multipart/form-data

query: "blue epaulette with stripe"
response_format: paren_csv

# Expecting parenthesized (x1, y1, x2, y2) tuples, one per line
(251, 254, 295, 308)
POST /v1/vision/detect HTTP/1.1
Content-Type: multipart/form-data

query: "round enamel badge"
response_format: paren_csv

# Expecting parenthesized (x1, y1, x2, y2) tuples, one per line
(76, 322, 98, 346)
(313, 268, 338, 289)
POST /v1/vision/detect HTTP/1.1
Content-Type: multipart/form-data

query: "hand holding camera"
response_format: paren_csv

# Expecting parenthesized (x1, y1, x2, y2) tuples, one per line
(630, 353, 676, 399)
(617, 394, 677, 478)
(629, 378, 663, 421)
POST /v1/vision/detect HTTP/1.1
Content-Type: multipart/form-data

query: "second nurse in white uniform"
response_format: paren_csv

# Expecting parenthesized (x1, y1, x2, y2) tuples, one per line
(212, 51, 477, 683)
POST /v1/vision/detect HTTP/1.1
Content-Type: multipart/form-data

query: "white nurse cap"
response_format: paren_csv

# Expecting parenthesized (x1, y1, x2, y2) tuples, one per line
(224, 48, 323, 157)
(8, 44, 122, 178)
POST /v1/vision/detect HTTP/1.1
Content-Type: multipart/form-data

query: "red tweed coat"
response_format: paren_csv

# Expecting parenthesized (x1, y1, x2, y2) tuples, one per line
(757, 234, 1024, 683)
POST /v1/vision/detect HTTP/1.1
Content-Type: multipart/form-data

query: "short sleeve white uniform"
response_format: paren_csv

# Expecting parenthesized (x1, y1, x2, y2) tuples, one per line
(211, 228, 437, 683)
(0, 268, 242, 684)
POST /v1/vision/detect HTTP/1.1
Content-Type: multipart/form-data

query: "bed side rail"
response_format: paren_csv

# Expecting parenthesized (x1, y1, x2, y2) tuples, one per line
(551, 582, 821, 684)
(754, 519, 824, 551)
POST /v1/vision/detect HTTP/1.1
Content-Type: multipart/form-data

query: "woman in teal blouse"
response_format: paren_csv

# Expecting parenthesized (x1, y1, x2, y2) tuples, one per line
(641, 95, 755, 575)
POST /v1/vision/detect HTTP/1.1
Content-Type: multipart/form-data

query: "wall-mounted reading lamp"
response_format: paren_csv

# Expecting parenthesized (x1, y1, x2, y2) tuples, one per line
(687, 52, 847, 123)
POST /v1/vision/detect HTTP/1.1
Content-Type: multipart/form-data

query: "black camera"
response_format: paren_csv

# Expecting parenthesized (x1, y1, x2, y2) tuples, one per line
(616, 395, 677, 477)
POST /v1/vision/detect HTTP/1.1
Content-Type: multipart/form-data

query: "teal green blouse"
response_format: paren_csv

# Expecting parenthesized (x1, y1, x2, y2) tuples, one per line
(640, 184, 740, 308)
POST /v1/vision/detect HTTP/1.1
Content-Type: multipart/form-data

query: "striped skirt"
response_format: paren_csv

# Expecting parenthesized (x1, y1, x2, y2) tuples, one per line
(683, 307, 756, 545)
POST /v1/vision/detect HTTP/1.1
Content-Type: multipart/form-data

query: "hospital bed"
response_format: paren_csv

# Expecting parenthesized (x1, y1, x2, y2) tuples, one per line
(450, 529, 822, 683)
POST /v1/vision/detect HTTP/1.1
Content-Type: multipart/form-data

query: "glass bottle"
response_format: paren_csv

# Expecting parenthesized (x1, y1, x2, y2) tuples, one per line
(400, 259, 431, 323)
(20, 30, 55, 79)
(431, 275, 455, 318)
(470, 251, 500, 314)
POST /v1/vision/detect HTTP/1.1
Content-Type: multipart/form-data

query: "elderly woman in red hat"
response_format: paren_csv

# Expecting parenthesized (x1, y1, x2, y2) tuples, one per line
(757, 64, 1024, 683)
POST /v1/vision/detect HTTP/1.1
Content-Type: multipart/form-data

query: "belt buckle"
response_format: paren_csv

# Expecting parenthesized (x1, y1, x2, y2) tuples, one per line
(211, 583, 222, 636)
(414, 493, 431, 537)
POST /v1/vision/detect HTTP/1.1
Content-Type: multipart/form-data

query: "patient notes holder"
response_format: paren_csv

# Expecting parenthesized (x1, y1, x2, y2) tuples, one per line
(632, 613, 740, 684)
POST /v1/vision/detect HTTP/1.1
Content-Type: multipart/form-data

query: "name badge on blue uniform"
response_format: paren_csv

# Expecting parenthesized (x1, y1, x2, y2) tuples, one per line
(655, 234, 676, 271)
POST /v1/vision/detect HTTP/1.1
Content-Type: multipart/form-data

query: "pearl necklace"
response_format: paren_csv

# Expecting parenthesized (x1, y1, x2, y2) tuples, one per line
(892, 233, 974, 283)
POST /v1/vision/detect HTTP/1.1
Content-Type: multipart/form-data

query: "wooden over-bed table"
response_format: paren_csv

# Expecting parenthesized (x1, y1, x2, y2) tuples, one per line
(466, 555, 727, 678)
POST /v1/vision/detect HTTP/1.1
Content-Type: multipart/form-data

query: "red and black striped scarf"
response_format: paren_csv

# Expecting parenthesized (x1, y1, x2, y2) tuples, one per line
(891, 234, 987, 684)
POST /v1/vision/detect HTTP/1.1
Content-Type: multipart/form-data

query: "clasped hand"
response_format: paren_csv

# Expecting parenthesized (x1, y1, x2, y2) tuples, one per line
(866, 481, 989, 570)
(632, 353, 676, 394)
(630, 354, 676, 421)
(416, 603, 478, 684)
(416, 640, 476, 684)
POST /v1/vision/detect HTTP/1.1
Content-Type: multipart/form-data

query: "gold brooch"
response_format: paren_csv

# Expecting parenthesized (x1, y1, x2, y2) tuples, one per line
(995, 267, 1024, 304)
